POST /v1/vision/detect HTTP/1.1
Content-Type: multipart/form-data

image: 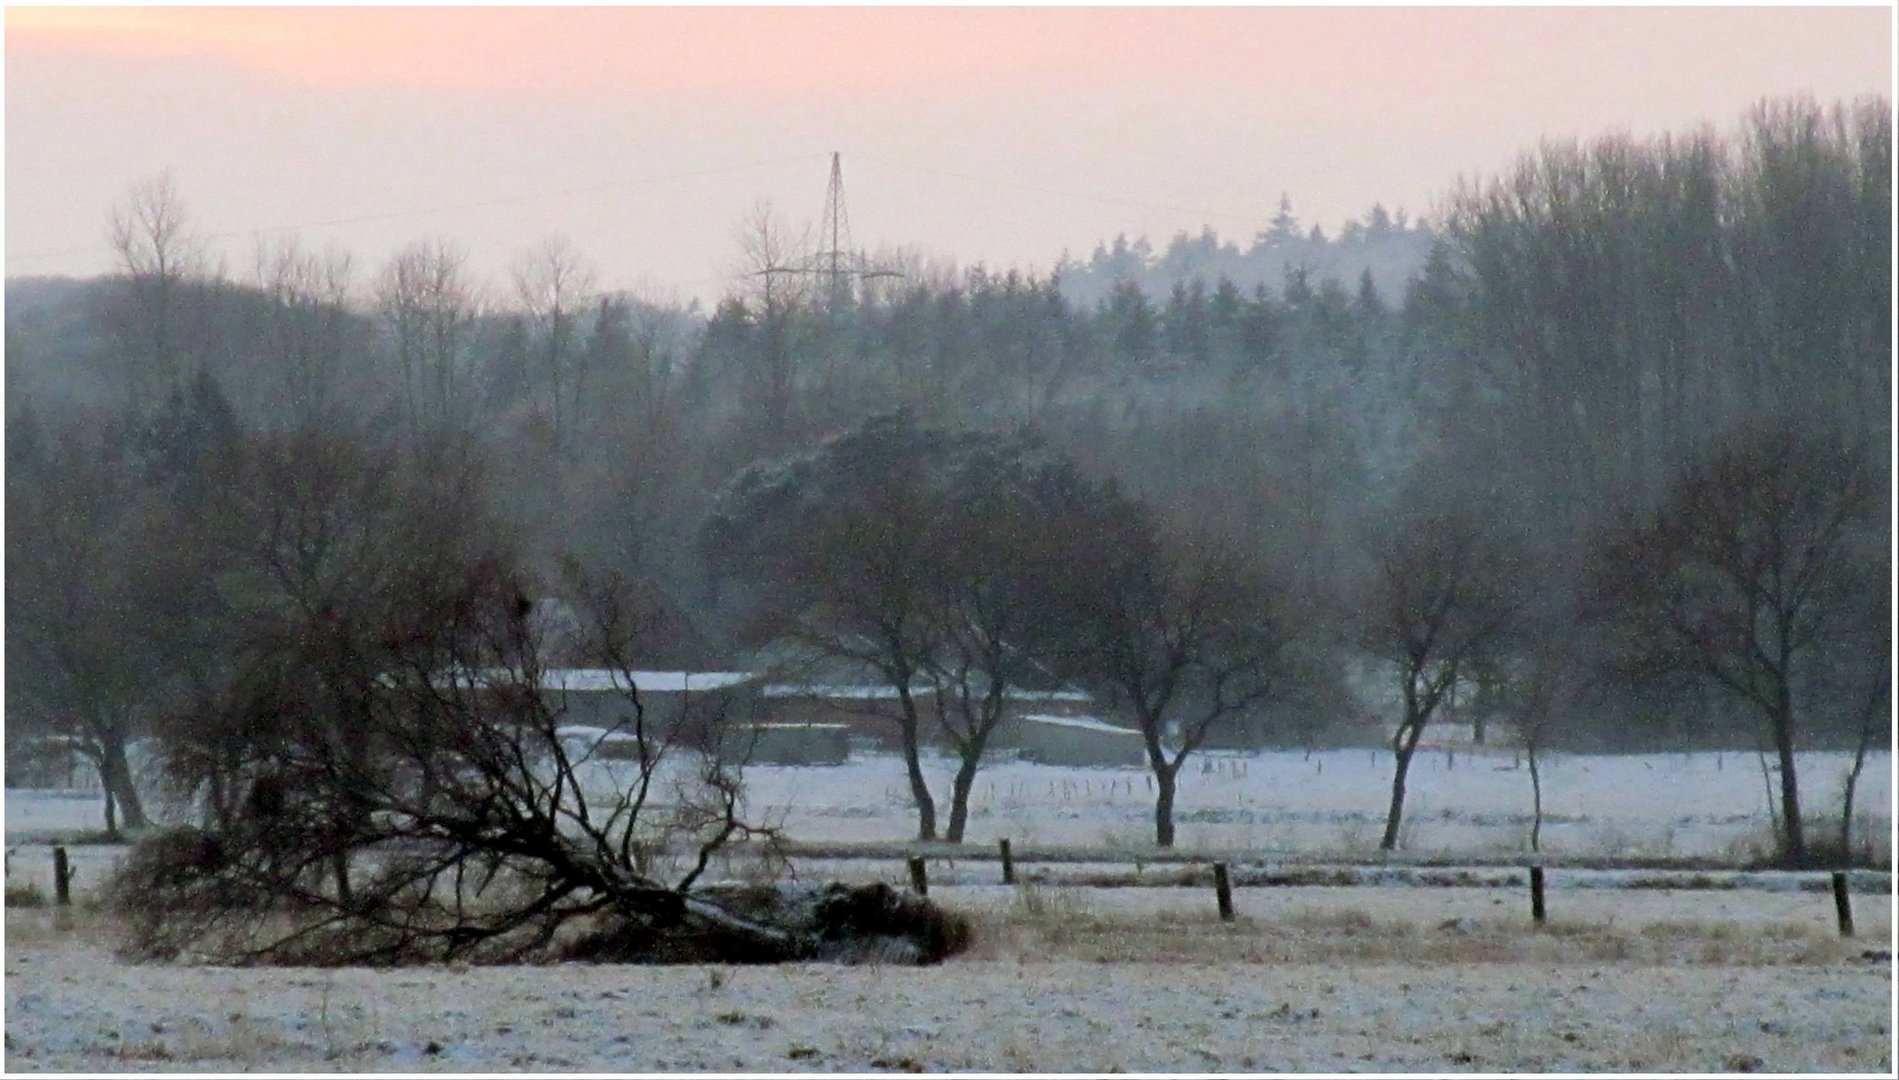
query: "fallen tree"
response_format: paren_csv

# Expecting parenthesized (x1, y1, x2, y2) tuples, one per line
(106, 438, 966, 966)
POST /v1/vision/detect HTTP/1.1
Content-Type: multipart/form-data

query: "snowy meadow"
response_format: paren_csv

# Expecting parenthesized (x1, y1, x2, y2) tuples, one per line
(7, 746, 1893, 1072)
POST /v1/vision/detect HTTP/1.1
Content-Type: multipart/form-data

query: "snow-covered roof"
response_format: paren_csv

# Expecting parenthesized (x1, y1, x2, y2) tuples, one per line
(761, 683, 938, 700)
(556, 725, 640, 744)
(761, 683, 1090, 702)
(1020, 714, 1142, 736)
(435, 668, 752, 692)
(540, 669, 758, 694)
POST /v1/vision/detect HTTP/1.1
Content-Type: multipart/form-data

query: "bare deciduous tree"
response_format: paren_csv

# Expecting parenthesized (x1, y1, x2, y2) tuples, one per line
(376, 238, 481, 434)
(1590, 427, 1880, 865)
(117, 559, 797, 965)
(705, 411, 1128, 843)
(1364, 510, 1524, 851)
(110, 428, 817, 964)
(731, 201, 812, 450)
(252, 236, 357, 429)
(7, 421, 172, 834)
(1063, 529, 1297, 847)
(511, 236, 597, 453)
(104, 171, 211, 410)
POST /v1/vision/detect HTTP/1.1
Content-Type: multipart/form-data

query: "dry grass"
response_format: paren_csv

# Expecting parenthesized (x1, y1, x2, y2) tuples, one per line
(10, 878, 1884, 975)
(962, 888, 1873, 968)
(5, 880, 49, 908)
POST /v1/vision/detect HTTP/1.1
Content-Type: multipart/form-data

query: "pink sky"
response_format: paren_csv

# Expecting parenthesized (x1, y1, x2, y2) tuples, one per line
(6, 7, 1891, 300)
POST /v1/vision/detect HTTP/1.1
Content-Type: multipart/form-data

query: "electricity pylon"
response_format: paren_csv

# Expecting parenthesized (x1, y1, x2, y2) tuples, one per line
(755, 152, 901, 310)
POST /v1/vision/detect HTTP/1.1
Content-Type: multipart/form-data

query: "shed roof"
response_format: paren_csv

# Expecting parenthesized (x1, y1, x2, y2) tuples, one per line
(1020, 713, 1143, 736)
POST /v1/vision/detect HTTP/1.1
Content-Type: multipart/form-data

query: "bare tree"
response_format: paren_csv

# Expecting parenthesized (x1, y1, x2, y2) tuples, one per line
(251, 236, 357, 430)
(105, 424, 832, 964)
(704, 413, 949, 839)
(6, 421, 171, 834)
(104, 171, 210, 410)
(731, 200, 812, 450)
(1063, 530, 1296, 847)
(1495, 612, 1593, 855)
(376, 238, 481, 434)
(1590, 426, 1880, 865)
(511, 236, 596, 453)
(115, 552, 800, 965)
(705, 411, 1128, 843)
(1364, 510, 1524, 851)
(1837, 639, 1889, 861)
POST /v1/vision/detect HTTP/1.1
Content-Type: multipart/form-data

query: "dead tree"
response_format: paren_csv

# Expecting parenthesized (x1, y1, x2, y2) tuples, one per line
(114, 555, 793, 966)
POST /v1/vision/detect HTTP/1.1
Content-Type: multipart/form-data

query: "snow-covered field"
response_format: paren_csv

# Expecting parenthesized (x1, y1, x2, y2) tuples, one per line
(7, 744, 1893, 1073)
(5, 888, 1892, 1073)
(740, 746, 1892, 859)
(10, 747, 1891, 861)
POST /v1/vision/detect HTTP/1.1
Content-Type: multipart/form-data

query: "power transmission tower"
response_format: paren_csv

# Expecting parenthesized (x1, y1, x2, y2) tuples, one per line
(815, 151, 855, 309)
(754, 152, 900, 310)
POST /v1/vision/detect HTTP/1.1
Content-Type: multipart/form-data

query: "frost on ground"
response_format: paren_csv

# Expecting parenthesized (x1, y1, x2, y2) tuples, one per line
(5, 888, 1891, 1073)
(10, 748, 1890, 860)
(732, 747, 1894, 857)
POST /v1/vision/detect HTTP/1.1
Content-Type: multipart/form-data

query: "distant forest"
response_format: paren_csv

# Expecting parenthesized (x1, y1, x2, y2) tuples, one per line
(6, 97, 1889, 853)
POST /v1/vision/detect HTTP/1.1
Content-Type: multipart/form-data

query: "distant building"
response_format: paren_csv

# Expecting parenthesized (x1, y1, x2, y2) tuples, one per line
(444, 668, 762, 752)
(1011, 714, 1147, 768)
(722, 723, 853, 766)
(761, 681, 1098, 752)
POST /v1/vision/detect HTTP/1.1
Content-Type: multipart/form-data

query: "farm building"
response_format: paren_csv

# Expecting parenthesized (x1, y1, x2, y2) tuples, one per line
(1011, 714, 1147, 768)
(759, 681, 932, 750)
(538, 669, 761, 734)
(440, 668, 763, 749)
(723, 723, 853, 766)
(763, 682, 1100, 753)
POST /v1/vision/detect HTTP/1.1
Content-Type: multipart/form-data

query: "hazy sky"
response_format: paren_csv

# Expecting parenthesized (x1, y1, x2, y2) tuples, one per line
(6, 6, 1890, 304)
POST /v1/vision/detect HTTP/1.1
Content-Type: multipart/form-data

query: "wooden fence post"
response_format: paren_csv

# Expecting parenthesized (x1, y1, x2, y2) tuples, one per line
(998, 838, 1015, 885)
(1212, 862, 1234, 921)
(1832, 871, 1854, 938)
(907, 855, 928, 896)
(1529, 865, 1546, 926)
(53, 846, 72, 907)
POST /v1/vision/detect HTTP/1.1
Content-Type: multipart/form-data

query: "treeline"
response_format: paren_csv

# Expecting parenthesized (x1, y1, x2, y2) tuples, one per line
(5, 96, 1889, 863)
(1439, 96, 1890, 523)
(1051, 196, 1437, 310)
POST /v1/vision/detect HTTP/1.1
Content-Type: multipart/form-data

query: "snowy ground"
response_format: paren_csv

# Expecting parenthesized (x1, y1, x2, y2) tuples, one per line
(10, 747, 1890, 863)
(738, 746, 1892, 859)
(5, 888, 1892, 1073)
(8, 744, 1893, 1073)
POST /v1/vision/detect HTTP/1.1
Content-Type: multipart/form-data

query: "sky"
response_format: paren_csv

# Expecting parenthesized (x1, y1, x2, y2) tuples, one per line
(5, 6, 1891, 305)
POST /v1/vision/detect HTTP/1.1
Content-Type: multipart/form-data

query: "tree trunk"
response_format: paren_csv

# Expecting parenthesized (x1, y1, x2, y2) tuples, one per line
(1381, 723, 1423, 851)
(1839, 677, 1885, 861)
(98, 739, 149, 832)
(332, 849, 354, 906)
(1154, 763, 1179, 848)
(1527, 740, 1544, 854)
(944, 748, 984, 844)
(895, 694, 936, 841)
(1771, 690, 1805, 865)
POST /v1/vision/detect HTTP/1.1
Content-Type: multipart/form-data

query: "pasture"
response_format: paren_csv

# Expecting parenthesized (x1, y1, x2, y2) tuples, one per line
(5, 747, 1892, 1072)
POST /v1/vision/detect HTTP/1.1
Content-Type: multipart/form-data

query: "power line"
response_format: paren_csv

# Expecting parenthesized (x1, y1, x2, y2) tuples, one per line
(851, 152, 1276, 230)
(5, 153, 830, 267)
